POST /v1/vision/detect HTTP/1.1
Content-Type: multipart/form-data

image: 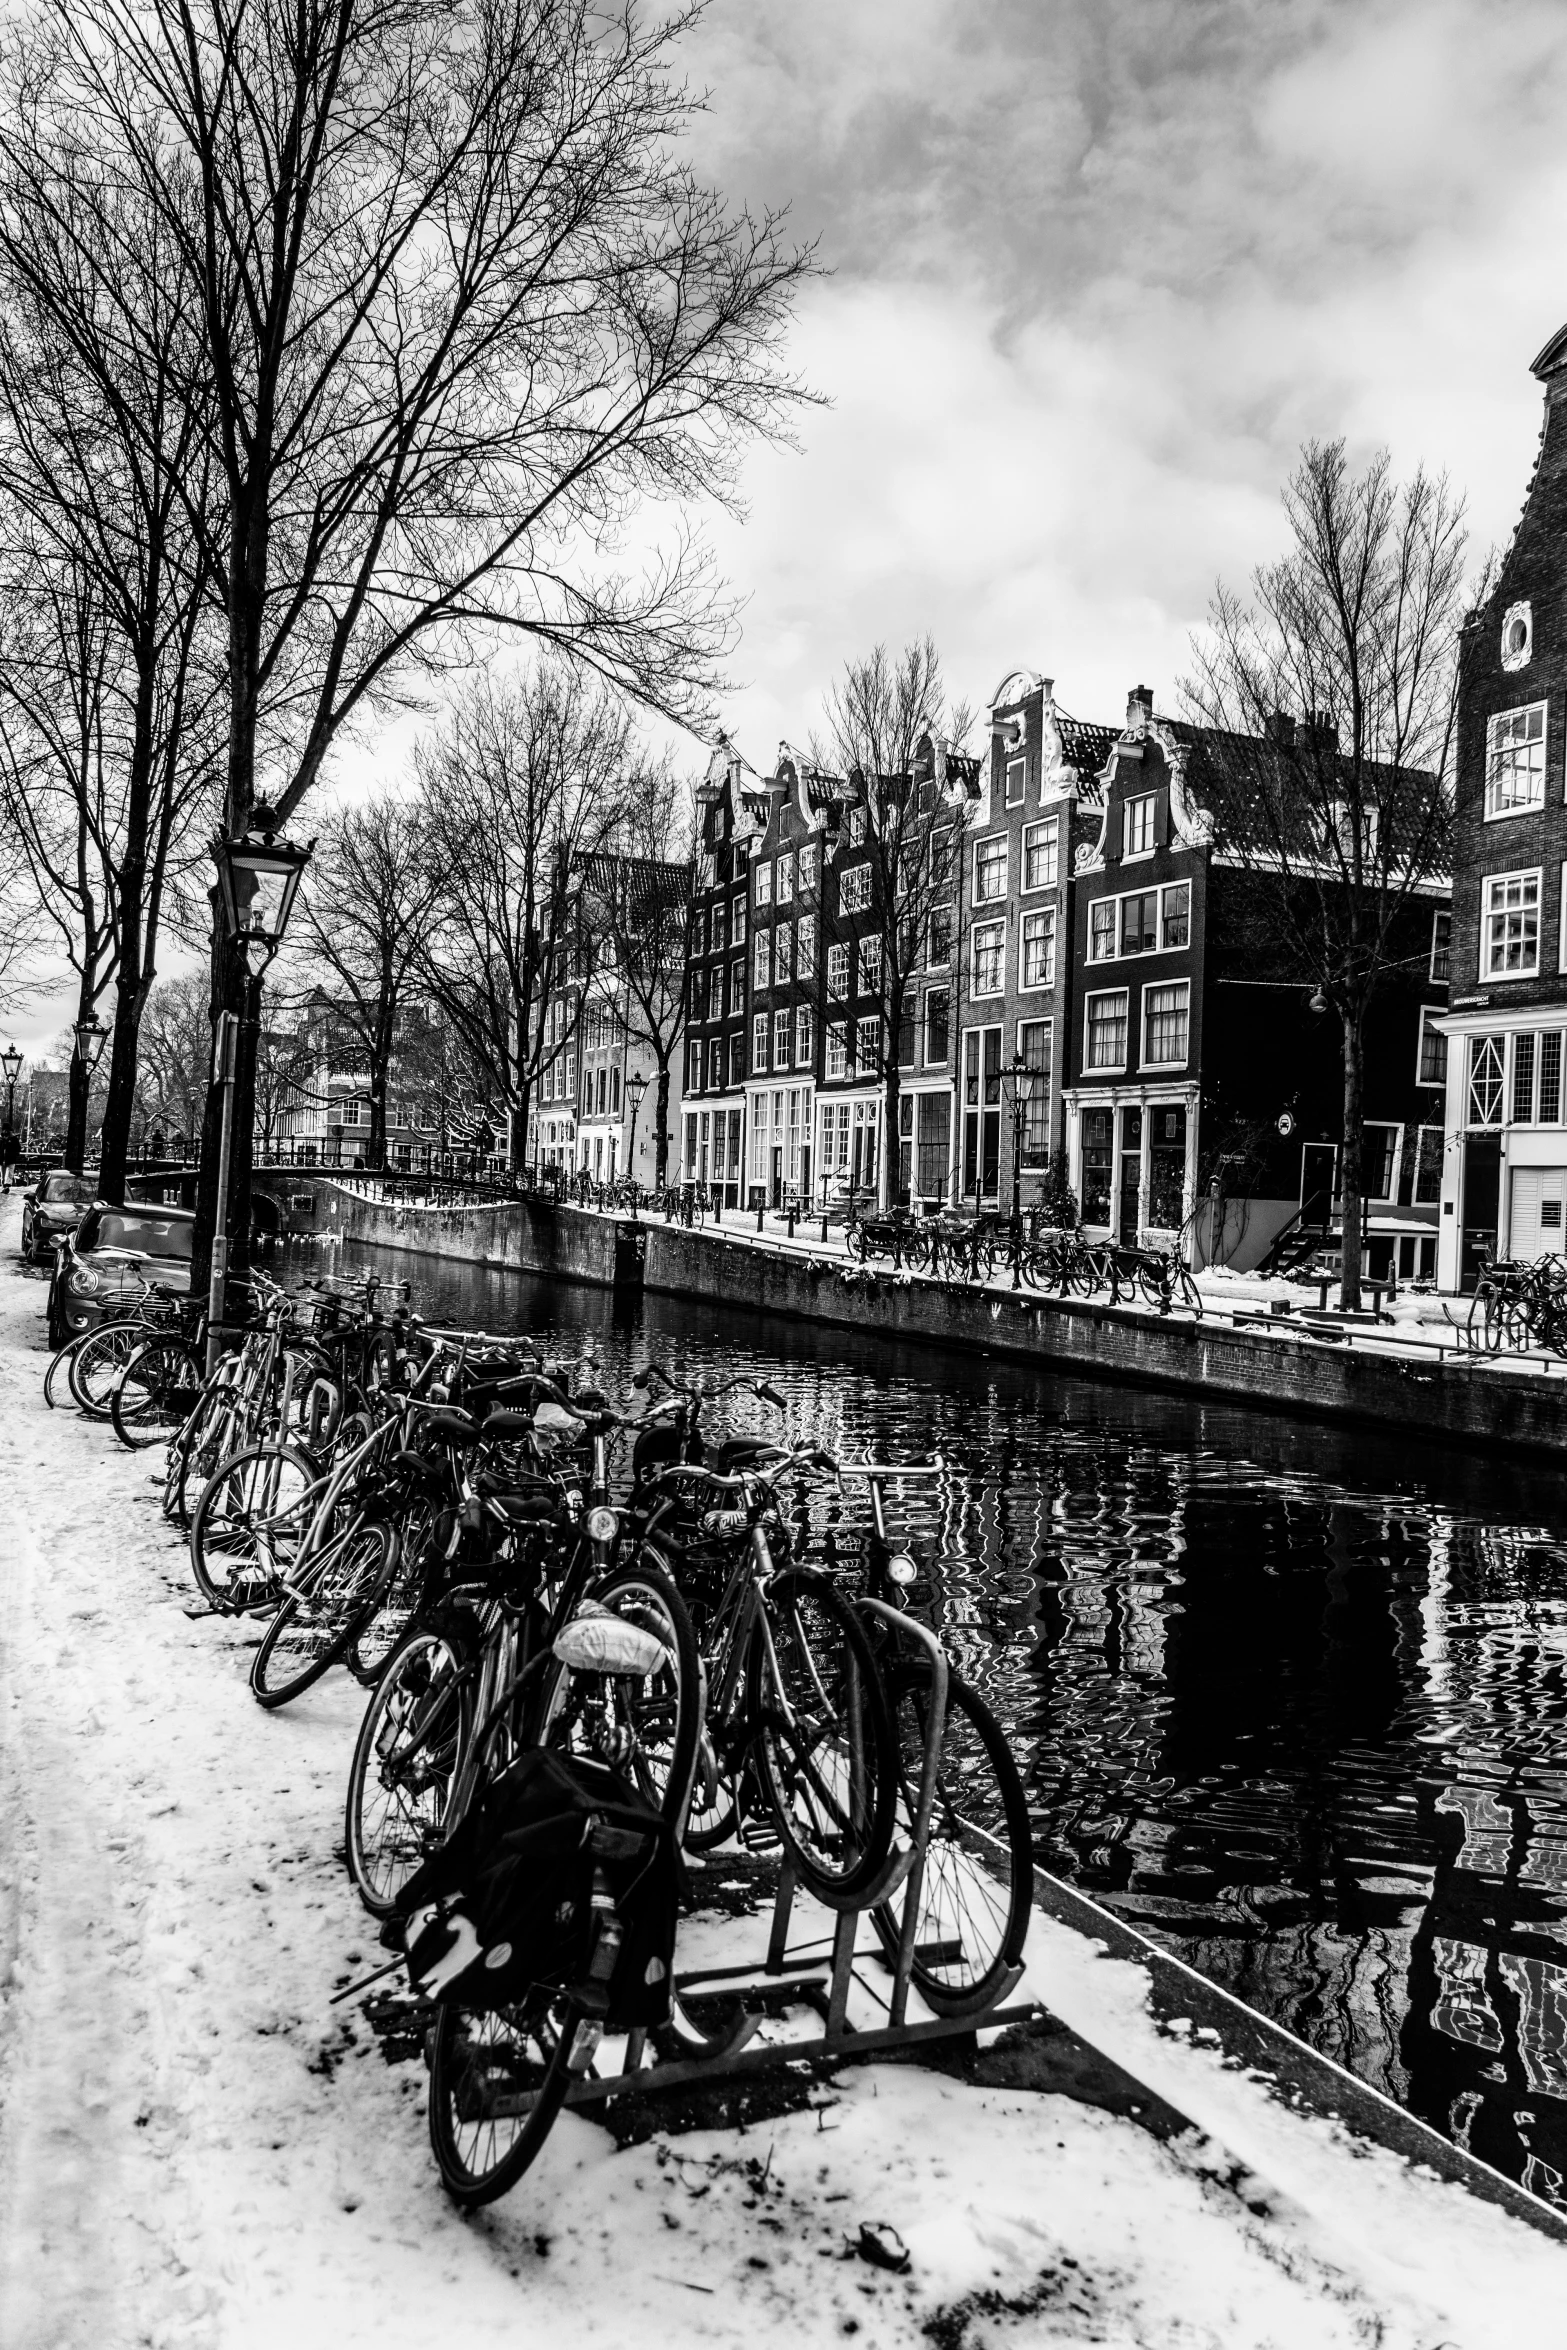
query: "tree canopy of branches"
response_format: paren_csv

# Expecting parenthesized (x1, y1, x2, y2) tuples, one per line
(14, 0, 812, 1271)
(809, 636, 975, 1207)
(590, 767, 694, 1185)
(295, 799, 440, 1168)
(1183, 438, 1467, 1306)
(0, 65, 221, 1188)
(414, 661, 640, 1167)
(135, 971, 212, 1153)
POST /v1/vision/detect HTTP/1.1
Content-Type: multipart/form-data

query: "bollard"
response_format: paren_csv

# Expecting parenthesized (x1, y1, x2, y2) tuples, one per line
(787, 1205, 796, 1238)
(713, 1200, 721, 1226)
(822, 1215, 829, 1244)
(756, 1200, 764, 1233)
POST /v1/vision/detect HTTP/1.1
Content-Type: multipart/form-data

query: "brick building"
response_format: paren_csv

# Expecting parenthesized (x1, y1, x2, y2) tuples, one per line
(680, 743, 758, 1205)
(1436, 324, 1567, 1287)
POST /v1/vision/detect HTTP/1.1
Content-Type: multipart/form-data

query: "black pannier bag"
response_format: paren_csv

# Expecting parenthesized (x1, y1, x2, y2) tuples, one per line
(395, 1747, 677, 2030)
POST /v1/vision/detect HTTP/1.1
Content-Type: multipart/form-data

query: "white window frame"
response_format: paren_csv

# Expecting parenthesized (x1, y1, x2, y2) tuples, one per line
(1004, 755, 1026, 807)
(1362, 1120, 1402, 1204)
(775, 854, 794, 904)
(795, 1005, 813, 1066)
(1085, 989, 1129, 1074)
(1482, 867, 1542, 979)
(972, 831, 1008, 906)
(856, 1015, 880, 1072)
(1088, 897, 1116, 962)
(752, 1011, 769, 1073)
(1415, 1006, 1447, 1089)
(1160, 881, 1190, 951)
(927, 905, 953, 970)
(1430, 906, 1451, 983)
(1142, 980, 1190, 1070)
(754, 930, 772, 991)
(774, 1007, 791, 1068)
(798, 843, 818, 893)
(827, 940, 850, 1000)
(923, 986, 951, 1068)
(1020, 906, 1056, 992)
(1123, 793, 1155, 860)
(796, 914, 816, 978)
(1117, 885, 1160, 958)
(1022, 816, 1059, 895)
(839, 862, 870, 914)
(970, 919, 1005, 999)
(826, 1022, 848, 1081)
(858, 935, 883, 998)
(755, 861, 773, 905)
(1484, 701, 1548, 821)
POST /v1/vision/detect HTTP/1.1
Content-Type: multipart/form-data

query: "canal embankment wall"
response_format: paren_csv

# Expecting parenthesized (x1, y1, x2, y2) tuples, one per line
(265, 1178, 1567, 1456)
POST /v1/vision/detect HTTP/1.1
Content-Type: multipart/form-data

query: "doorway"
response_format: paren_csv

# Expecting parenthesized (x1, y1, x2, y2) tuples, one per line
(1118, 1106, 1143, 1240)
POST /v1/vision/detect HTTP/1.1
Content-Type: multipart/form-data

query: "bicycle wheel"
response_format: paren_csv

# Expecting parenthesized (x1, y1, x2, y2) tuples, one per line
(189, 1441, 317, 1610)
(345, 1615, 477, 1917)
(534, 1561, 700, 1830)
(43, 1335, 85, 1410)
(251, 1518, 397, 1710)
(871, 1666, 1032, 2017)
(346, 1499, 439, 1687)
(427, 1992, 584, 2208)
(68, 1319, 145, 1418)
(111, 1337, 204, 1449)
(749, 1566, 897, 1907)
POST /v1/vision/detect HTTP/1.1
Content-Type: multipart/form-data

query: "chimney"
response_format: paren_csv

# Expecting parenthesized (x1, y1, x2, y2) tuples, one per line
(1126, 684, 1153, 729)
(1264, 711, 1296, 748)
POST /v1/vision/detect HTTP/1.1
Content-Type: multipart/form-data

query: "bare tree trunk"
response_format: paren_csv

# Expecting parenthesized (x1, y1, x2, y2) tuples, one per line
(883, 1061, 901, 1209)
(654, 1059, 670, 1188)
(1339, 1012, 1365, 1311)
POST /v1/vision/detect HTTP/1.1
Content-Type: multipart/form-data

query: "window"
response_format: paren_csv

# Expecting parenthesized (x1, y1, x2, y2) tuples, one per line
(856, 1016, 880, 1071)
(1502, 601, 1533, 671)
(796, 915, 816, 977)
(827, 941, 850, 999)
(971, 921, 1004, 996)
(1430, 908, 1451, 982)
(752, 1012, 769, 1073)
(731, 955, 745, 1013)
(774, 1008, 791, 1068)
(1017, 1019, 1051, 1166)
(839, 863, 870, 913)
(1023, 817, 1059, 893)
(1416, 1007, 1447, 1088)
(1086, 990, 1129, 1071)
(754, 930, 772, 990)
(1005, 755, 1026, 806)
(697, 851, 715, 892)
(1143, 981, 1190, 1067)
(973, 834, 1007, 904)
(1414, 1127, 1443, 1204)
(927, 906, 953, 968)
(1161, 883, 1190, 950)
(1483, 869, 1541, 976)
(795, 1006, 813, 1066)
(924, 988, 950, 1066)
(692, 908, 707, 961)
(929, 831, 955, 891)
(1120, 892, 1158, 955)
(1021, 908, 1056, 990)
(798, 843, 818, 893)
(732, 894, 746, 945)
(775, 924, 792, 984)
(846, 806, 867, 848)
(1089, 900, 1116, 961)
(1514, 1031, 1536, 1124)
(708, 968, 724, 1023)
(1362, 1123, 1400, 1202)
(1080, 1106, 1114, 1225)
(755, 861, 772, 905)
(564, 1051, 575, 1095)
(707, 1038, 724, 1091)
(711, 901, 726, 953)
(1468, 1034, 1505, 1127)
(1123, 794, 1155, 858)
(826, 1022, 848, 1080)
(1485, 702, 1547, 818)
(858, 936, 882, 997)
(776, 855, 794, 904)
(1543, 1032, 1563, 1124)
(688, 1039, 703, 1094)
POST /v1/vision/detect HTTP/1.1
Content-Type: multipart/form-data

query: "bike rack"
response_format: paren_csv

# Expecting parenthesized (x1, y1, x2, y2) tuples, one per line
(560, 1578, 1038, 2120)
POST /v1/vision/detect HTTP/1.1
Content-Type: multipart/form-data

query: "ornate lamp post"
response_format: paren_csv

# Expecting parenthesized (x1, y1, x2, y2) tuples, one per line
(625, 1068, 649, 1198)
(207, 807, 311, 1368)
(1000, 1051, 1035, 1290)
(1, 1041, 20, 1189)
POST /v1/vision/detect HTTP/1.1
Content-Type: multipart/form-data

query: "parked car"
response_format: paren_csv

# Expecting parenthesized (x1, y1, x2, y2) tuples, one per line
(20, 1169, 96, 1263)
(47, 1200, 196, 1348)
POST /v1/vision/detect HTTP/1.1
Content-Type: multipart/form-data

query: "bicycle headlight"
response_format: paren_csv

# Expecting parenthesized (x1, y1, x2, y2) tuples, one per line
(586, 1505, 619, 1543)
(887, 1552, 918, 1586)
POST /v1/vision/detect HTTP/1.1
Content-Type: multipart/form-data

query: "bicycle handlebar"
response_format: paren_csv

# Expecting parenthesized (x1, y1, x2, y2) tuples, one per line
(632, 1361, 788, 1412)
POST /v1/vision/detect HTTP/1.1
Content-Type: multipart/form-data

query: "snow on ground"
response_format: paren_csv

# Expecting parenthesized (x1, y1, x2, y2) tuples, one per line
(0, 1191, 1561, 2350)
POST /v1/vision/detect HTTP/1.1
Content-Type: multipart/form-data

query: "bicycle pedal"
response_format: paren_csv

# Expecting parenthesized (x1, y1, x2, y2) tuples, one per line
(739, 1822, 782, 1855)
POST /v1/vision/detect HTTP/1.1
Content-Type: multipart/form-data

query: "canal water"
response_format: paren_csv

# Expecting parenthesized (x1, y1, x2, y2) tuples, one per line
(332, 1237, 1567, 2208)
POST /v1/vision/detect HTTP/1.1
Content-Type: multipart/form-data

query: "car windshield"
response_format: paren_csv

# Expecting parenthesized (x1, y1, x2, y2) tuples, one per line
(76, 1207, 193, 1261)
(39, 1173, 94, 1205)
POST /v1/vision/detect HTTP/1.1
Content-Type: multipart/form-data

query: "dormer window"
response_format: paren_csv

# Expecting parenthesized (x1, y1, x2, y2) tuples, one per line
(1502, 602, 1533, 673)
(1005, 755, 1026, 807)
(1123, 794, 1155, 859)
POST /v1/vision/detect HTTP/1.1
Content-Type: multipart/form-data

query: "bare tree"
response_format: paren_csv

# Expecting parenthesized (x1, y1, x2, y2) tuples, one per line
(27, 0, 814, 1282)
(1183, 440, 1466, 1308)
(414, 663, 635, 1169)
(811, 637, 976, 1207)
(137, 970, 213, 1155)
(295, 799, 440, 1169)
(0, 75, 222, 1197)
(593, 765, 694, 1185)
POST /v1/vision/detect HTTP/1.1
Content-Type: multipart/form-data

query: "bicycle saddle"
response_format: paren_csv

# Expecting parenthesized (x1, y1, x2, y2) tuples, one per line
(715, 1435, 785, 1475)
(479, 1408, 534, 1439)
(423, 1408, 482, 1445)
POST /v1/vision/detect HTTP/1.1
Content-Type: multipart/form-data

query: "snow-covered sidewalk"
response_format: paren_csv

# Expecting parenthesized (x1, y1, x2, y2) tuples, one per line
(0, 1188, 1561, 2349)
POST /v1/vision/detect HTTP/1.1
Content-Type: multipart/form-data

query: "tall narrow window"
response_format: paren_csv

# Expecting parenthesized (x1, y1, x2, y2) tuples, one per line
(1017, 1019, 1051, 1165)
(924, 988, 950, 1065)
(1468, 1035, 1505, 1126)
(1023, 818, 1059, 891)
(973, 835, 1007, 903)
(775, 855, 794, 904)
(1021, 908, 1056, 990)
(774, 1008, 791, 1068)
(1429, 908, 1450, 981)
(1161, 883, 1190, 950)
(1089, 900, 1116, 961)
(1005, 755, 1026, 806)
(827, 942, 850, 999)
(1120, 892, 1158, 955)
(1514, 1032, 1537, 1125)
(971, 922, 1004, 997)
(1123, 794, 1155, 857)
(795, 1006, 813, 1066)
(1416, 1007, 1447, 1087)
(752, 1012, 768, 1073)
(1414, 1127, 1444, 1203)
(1542, 1032, 1564, 1125)
(754, 930, 772, 990)
(755, 861, 773, 906)
(796, 915, 816, 977)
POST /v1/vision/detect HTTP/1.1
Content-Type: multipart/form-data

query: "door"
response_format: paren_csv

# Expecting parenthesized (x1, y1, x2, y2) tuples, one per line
(1461, 1132, 1502, 1289)
(770, 1145, 783, 1206)
(1118, 1106, 1143, 1241)
(1300, 1143, 1336, 1228)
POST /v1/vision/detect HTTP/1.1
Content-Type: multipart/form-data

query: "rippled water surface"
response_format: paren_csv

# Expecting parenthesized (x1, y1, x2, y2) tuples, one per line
(329, 1236, 1567, 2206)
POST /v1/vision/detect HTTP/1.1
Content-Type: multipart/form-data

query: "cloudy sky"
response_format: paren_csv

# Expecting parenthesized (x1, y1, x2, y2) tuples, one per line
(678, 0, 1567, 757)
(13, 0, 1567, 1048)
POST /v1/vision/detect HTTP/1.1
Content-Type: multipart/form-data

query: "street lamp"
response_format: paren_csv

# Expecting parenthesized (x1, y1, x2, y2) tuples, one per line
(626, 1069, 649, 1198)
(73, 1015, 109, 1075)
(1, 1042, 19, 1189)
(1000, 1051, 1036, 1289)
(206, 804, 312, 1368)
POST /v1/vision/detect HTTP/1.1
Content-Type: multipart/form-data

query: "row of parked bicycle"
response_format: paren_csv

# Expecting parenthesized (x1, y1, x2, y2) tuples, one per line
(43, 1267, 1032, 2209)
(845, 1210, 1205, 1313)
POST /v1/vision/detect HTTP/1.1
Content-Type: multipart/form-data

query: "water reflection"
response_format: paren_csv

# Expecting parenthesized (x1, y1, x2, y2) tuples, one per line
(328, 1237, 1567, 2204)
